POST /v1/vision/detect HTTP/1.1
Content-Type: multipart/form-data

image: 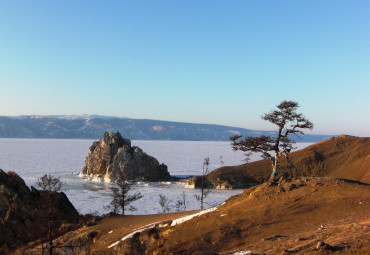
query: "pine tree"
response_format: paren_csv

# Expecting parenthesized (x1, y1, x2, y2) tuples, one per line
(110, 172, 143, 215)
(230, 101, 313, 182)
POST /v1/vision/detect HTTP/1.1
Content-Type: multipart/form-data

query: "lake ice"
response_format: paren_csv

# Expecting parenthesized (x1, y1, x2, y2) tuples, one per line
(0, 138, 311, 215)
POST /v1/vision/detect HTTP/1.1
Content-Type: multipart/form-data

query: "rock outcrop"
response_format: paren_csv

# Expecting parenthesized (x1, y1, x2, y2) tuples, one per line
(80, 132, 171, 181)
(0, 170, 79, 254)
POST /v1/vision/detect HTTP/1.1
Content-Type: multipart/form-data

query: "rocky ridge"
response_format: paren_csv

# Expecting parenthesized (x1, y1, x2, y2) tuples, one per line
(0, 170, 79, 254)
(80, 132, 171, 181)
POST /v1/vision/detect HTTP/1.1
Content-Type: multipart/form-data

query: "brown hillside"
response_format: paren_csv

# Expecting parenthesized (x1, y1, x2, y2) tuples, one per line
(13, 210, 200, 255)
(13, 178, 370, 254)
(200, 135, 370, 188)
(118, 178, 370, 254)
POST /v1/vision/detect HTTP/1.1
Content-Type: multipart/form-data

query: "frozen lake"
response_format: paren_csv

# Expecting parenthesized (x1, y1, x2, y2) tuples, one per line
(0, 138, 312, 215)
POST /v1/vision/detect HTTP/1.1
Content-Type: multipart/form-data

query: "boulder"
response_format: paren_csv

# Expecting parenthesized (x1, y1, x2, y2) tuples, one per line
(0, 170, 79, 254)
(80, 132, 170, 181)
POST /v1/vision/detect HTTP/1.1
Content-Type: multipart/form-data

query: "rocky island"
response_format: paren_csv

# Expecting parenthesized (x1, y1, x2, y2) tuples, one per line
(80, 132, 171, 182)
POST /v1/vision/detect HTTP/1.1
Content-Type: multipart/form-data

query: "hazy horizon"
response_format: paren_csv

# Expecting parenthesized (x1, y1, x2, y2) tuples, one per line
(0, 113, 336, 136)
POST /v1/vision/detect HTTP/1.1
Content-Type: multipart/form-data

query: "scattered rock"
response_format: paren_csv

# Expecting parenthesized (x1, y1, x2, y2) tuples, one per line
(315, 241, 326, 250)
(315, 241, 350, 251)
(263, 235, 289, 241)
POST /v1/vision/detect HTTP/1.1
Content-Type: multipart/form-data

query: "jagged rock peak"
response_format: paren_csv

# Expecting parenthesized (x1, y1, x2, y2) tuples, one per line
(101, 131, 131, 148)
(80, 132, 170, 181)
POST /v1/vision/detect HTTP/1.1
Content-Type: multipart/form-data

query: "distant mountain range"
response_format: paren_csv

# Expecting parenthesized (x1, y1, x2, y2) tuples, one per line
(0, 115, 330, 142)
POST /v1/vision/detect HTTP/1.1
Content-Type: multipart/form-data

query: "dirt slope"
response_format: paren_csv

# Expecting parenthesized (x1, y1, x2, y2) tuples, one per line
(12, 210, 199, 255)
(119, 177, 369, 254)
(200, 135, 370, 188)
(13, 178, 370, 254)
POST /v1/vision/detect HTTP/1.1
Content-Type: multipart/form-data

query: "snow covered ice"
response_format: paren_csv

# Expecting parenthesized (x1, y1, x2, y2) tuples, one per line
(0, 138, 312, 215)
(60, 175, 242, 215)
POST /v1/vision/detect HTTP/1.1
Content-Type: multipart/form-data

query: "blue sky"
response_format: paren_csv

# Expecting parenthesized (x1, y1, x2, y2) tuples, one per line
(0, 0, 369, 136)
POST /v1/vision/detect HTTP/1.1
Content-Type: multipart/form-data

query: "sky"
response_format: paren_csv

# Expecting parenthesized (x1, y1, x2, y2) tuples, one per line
(0, 0, 369, 136)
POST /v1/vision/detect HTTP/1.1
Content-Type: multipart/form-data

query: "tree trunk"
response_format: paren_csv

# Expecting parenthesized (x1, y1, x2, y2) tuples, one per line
(48, 193, 53, 255)
(201, 188, 204, 210)
(121, 184, 125, 216)
(269, 151, 279, 183)
(122, 190, 125, 216)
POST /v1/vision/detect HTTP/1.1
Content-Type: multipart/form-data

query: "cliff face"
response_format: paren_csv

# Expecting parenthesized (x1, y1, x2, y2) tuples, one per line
(80, 132, 170, 181)
(0, 170, 79, 254)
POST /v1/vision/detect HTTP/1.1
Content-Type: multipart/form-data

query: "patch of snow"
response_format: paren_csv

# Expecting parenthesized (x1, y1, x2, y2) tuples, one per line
(177, 182, 195, 189)
(30, 115, 45, 119)
(152, 125, 164, 131)
(107, 241, 120, 249)
(108, 230, 113, 234)
(160, 181, 172, 185)
(108, 223, 158, 248)
(89, 176, 103, 183)
(120, 221, 163, 243)
(111, 208, 219, 249)
(171, 207, 217, 226)
(121, 228, 146, 242)
(228, 130, 241, 135)
(220, 214, 227, 217)
(231, 250, 253, 255)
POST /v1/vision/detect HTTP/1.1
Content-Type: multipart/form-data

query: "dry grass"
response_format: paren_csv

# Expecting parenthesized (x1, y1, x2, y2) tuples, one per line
(206, 136, 370, 188)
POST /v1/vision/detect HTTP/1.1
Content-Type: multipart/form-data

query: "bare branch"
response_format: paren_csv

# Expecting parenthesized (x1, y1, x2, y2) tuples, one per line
(230, 100, 313, 183)
(159, 194, 171, 213)
(37, 174, 63, 193)
(230, 135, 275, 153)
(110, 172, 143, 215)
